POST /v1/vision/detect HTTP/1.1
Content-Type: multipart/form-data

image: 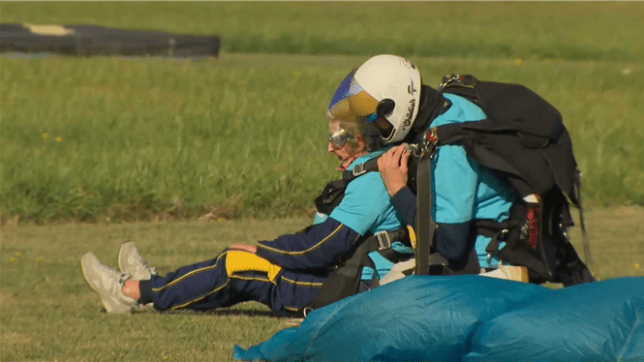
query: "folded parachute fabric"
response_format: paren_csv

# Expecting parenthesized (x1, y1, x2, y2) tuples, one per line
(233, 275, 546, 361)
(233, 275, 644, 362)
(466, 276, 644, 361)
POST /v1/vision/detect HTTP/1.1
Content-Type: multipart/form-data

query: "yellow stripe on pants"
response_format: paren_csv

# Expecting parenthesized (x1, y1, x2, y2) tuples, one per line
(225, 251, 282, 284)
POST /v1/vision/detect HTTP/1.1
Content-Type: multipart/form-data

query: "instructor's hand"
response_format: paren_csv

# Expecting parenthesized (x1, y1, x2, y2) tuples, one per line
(378, 144, 411, 197)
(229, 244, 257, 254)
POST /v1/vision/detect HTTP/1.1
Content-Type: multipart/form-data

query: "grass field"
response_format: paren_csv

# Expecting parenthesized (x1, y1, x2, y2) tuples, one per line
(1, 2, 644, 361)
(1, 52, 643, 223)
(1, 2, 644, 223)
(2, 206, 643, 361)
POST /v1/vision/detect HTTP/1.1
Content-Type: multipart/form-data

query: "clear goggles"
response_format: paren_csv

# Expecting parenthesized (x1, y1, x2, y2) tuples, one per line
(328, 128, 353, 148)
(326, 70, 395, 142)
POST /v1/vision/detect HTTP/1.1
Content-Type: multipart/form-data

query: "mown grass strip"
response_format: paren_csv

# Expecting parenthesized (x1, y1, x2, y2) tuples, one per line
(1, 54, 642, 223)
(1, 207, 642, 361)
(2, 1, 643, 223)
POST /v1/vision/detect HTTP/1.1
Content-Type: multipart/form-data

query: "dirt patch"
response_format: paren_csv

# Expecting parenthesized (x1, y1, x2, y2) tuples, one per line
(611, 205, 644, 217)
(0, 292, 17, 309)
(1, 331, 32, 345)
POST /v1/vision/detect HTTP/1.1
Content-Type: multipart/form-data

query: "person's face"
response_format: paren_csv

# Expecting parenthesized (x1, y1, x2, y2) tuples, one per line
(327, 121, 364, 163)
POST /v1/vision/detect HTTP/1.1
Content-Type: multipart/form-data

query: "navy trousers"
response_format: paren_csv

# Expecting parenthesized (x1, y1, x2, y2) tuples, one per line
(149, 249, 333, 315)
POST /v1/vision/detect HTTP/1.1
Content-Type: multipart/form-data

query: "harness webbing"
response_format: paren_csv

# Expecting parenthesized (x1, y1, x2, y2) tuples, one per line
(414, 151, 433, 275)
(575, 171, 593, 271)
(303, 229, 408, 316)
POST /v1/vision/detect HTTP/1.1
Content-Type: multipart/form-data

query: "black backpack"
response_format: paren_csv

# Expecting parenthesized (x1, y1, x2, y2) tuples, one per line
(422, 74, 594, 285)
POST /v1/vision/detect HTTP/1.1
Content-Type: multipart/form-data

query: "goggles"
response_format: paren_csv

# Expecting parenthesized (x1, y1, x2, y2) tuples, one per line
(327, 70, 395, 140)
(328, 128, 354, 148)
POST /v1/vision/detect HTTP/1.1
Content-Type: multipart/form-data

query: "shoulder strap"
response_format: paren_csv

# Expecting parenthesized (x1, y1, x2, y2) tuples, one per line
(315, 158, 380, 216)
(342, 157, 380, 182)
(414, 151, 434, 275)
(413, 130, 440, 275)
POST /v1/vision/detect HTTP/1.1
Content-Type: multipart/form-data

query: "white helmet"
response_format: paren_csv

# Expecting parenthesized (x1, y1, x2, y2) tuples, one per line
(327, 54, 422, 144)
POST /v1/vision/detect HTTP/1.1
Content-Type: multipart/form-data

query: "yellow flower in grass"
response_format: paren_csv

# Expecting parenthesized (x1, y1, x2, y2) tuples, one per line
(514, 59, 522, 66)
(42, 132, 49, 139)
(56, 137, 62, 142)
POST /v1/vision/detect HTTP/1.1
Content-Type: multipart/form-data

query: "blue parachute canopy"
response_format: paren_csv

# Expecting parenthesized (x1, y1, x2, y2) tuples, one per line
(233, 275, 644, 361)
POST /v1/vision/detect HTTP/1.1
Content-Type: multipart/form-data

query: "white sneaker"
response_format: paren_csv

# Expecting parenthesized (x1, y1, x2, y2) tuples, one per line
(81, 252, 137, 313)
(480, 265, 529, 283)
(118, 242, 157, 280)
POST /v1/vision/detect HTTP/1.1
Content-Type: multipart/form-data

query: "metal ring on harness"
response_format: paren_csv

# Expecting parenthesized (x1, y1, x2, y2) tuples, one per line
(302, 306, 313, 318)
(486, 253, 495, 269)
(421, 127, 439, 158)
(486, 229, 509, 269)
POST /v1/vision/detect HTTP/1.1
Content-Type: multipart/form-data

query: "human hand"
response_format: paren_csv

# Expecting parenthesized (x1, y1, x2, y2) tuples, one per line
(229, 244, 257, 254)
(378, 144, 411, 197)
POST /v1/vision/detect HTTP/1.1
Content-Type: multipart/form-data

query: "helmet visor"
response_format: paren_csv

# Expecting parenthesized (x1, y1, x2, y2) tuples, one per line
(327, 70, 395, 140)
(327, 70, 378, 125)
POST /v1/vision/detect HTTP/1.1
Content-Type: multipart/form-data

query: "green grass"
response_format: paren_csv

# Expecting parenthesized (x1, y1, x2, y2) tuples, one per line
(1, 207, 643, 361)
(2, 53, 643, 223)
(0, 217, 307, 362)
(1, 1, 643, 223)
(1, 54, 340, 222)
(1, 3, 642, 360)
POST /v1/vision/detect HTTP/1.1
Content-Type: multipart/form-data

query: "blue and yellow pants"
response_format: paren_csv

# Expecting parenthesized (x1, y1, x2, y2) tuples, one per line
(149, 250, 332, 315)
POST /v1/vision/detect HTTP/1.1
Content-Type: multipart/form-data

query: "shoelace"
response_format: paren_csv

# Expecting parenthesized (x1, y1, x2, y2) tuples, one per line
(118, 272, 132, 286)
(144, 265, 157, 276)
(133, 250, 157, 276)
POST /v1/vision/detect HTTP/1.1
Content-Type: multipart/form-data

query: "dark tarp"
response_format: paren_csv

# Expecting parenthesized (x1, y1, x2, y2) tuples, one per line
(0, 23, 220, 58)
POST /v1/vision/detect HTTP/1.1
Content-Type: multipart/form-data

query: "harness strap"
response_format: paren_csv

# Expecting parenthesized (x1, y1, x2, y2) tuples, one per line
(574, 170, 593, 272)
(415, 130, 439, 275)
(303, 229, 407, 316)
(474, 219, 521, 254)
(473, 219, 521, 268)
(344, 158, 379, 181)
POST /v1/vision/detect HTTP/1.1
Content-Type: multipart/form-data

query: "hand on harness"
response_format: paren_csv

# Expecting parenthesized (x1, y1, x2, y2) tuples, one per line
(378, 144, 412, 197)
